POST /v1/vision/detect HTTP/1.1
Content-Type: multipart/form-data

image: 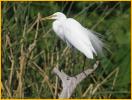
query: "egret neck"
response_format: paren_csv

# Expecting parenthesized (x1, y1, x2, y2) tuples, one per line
(53, 17, 67, 42)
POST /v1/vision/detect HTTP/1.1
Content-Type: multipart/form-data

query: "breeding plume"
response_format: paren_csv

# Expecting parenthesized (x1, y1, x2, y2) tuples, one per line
(44, 12, 104, 59)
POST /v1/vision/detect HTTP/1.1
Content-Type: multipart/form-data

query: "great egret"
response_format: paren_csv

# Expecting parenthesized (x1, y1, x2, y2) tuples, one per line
(44, 12, 104, 59)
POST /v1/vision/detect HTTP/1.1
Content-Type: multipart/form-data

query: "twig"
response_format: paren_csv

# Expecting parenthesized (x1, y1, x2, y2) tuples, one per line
(108, 67, 119, 98)
(4, 81, 12, 98)
(66, 2, 74, 16)
(6, 32, 14, 89)
(82, 84, 93, 97)
(74, 3, 95, 18)
(14, 16, 28, 98)
(91, 2, 119, 30)
(27, 18, 37, 33)
(52, 61, 99, 98)
(54, 51, 59, 98)
(28, 13, 40, 56)
(91, 67, 119, 96)
(29, 62, 55, 97)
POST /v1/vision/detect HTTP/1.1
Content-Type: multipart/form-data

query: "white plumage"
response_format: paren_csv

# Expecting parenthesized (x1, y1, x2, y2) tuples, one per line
(45, 12, 104, 59)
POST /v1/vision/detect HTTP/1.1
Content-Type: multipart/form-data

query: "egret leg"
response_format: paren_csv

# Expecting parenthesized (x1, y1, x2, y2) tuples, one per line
(82, 56, 87, 77)
(71, 48, 77, 74)
(82, 56, 86, 70)
(70, 48, 87, 78)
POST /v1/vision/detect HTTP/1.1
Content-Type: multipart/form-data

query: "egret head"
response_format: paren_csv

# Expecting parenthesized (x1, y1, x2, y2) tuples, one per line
(44, 12, 67, 20)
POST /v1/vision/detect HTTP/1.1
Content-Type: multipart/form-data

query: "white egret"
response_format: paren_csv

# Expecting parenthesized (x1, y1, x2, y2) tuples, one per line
(44, 12, 104, 59)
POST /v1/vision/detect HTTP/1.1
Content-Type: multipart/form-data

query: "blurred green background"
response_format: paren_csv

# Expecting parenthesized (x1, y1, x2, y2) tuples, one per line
(2, 1, 130, 99)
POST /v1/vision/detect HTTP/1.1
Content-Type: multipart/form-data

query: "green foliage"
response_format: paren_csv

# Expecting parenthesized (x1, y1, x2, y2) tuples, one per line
(2, 1, 130, 99)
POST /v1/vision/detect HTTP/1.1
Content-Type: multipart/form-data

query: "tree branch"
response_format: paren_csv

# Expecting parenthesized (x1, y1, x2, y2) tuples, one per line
(52, 61, 99, 98)
(76, 61, 99, 84)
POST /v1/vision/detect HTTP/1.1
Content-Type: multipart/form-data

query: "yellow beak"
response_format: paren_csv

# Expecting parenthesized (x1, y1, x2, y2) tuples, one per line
(41, 15, 56, 21)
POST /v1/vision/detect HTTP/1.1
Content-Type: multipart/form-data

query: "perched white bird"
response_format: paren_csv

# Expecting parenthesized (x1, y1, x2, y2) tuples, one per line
(44, 12, 104, 59)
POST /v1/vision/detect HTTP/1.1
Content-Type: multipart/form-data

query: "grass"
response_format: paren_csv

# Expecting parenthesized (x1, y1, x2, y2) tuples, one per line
(2, 1, 130, 98)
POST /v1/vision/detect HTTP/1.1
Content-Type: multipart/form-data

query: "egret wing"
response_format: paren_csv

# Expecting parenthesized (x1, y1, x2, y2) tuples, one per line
(63, 18, 96, 59)
(86, 29, 104, 56)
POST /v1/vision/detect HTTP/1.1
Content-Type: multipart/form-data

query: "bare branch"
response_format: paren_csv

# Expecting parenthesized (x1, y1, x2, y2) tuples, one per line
(52, 61, 99, 98)
(76, 61, 99, 84)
